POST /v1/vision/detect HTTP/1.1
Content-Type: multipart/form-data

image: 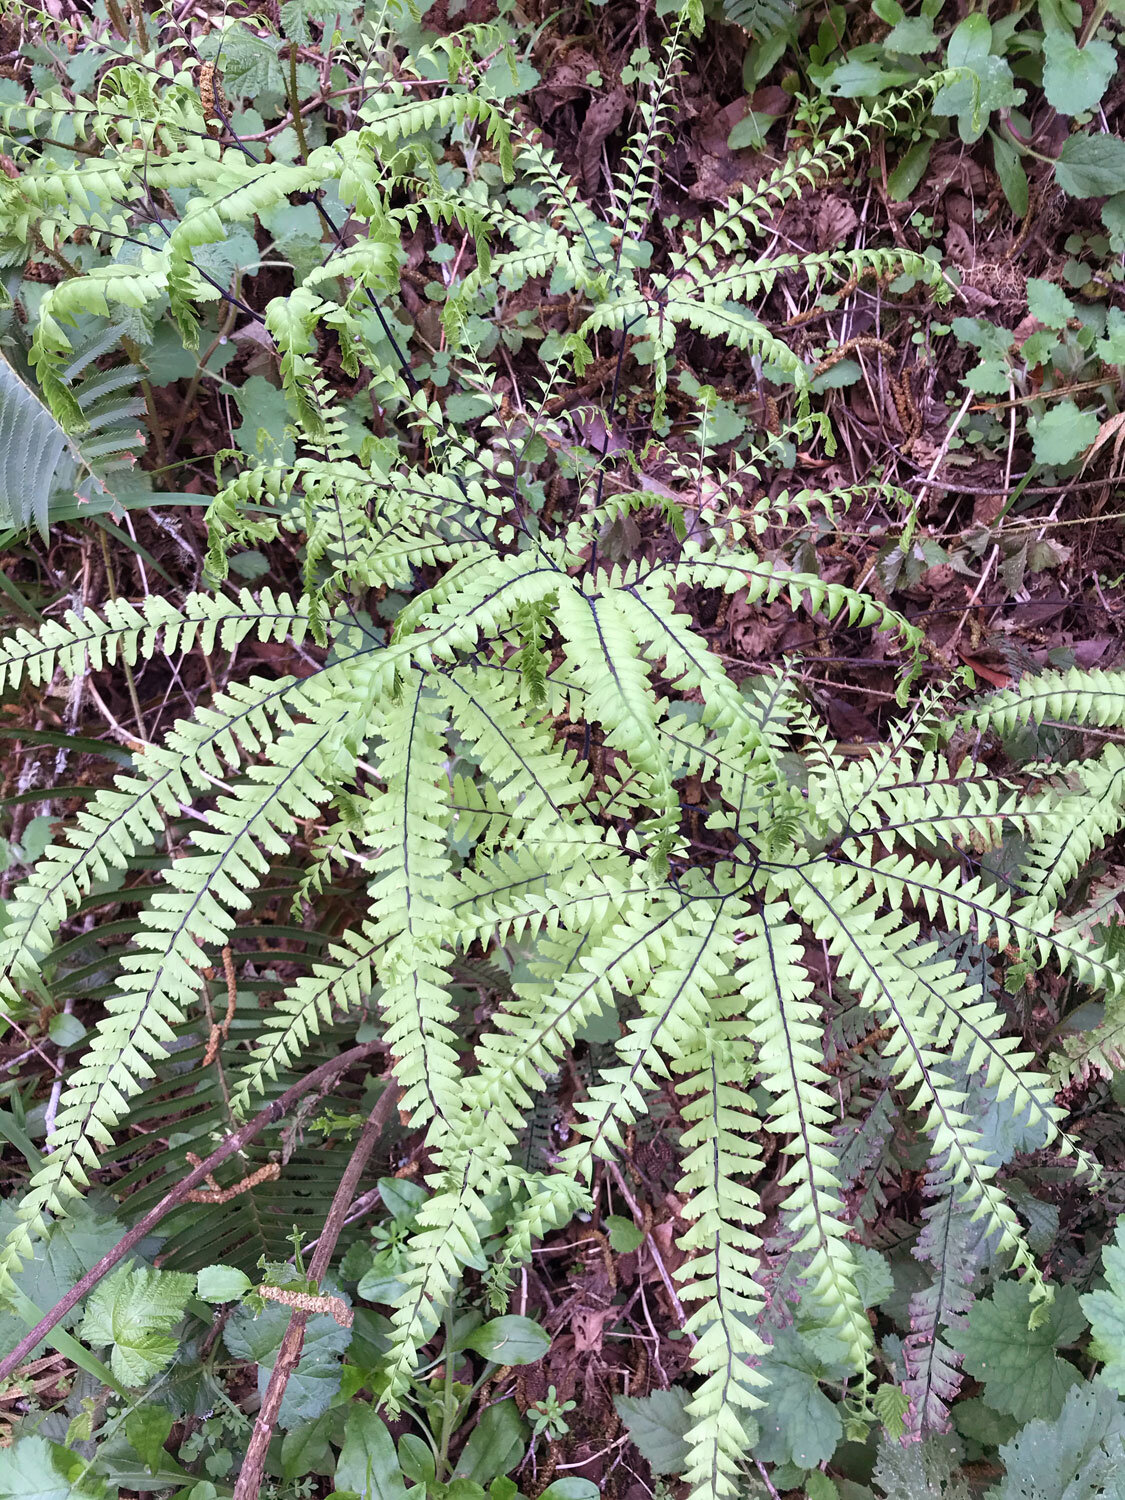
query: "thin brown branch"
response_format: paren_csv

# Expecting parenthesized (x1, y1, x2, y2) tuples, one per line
(232, 1081, 403, 1500)
(0, 1042, 387, 1385)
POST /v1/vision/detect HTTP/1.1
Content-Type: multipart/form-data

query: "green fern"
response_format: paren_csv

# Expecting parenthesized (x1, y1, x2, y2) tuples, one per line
(0, 10, 1110, 1500)
(0, 324, 146, 537)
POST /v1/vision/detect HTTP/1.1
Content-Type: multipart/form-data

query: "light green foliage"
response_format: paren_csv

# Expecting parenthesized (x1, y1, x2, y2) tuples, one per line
(3, 6, 1125, 1500)
(77, 1263, 194, 1385)
(0, 1436, 72, 1500)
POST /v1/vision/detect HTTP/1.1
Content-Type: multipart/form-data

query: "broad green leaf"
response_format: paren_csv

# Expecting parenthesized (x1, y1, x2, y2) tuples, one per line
(949, 1281, 1086, 1422)
(991, 129, 1029, 215)
(377, 1177, 428, 1221)
(125, 1404, 175, 1473)
(1055, 133, 1125, 199)
(1027, 278, 1076, 330)
(825, 53, 916, 97)
(1081, 1217, 1125, 1389)
(0, 1438, 72, 1500)
(47, 1012, 86, 1048)
(1030, 402, 1100, 465)
(539, 1482, 599, 1500)
(932, 16, 1021, 141)
(1103, 192, 1125, 247)
(728, 110, 781, 149)
(78, 1264, 194, 1386)
(1042, 31, 1116, 116)
(1096, 308, 1125, 365)
(398, 1433, 436, 1486)
(752, 1328, 844, 1469)
(233, 376, 296, 464)
(990, 1379, 1125, 1499)
(356, 1246, 410, 1305)
(853, 1246, 894, 1308)
(888, 138, 935, 202)
(884, 14, 939, 53)
(281, 1413, 335, 1481)
(336, 1405, 407, 1500)
(197, 1264, 253, 1302)
(455, 1399, 527, 1485)
(614, 1387, 693, 1476)
(464, 1315, 550, 1366)
(198, 23, 285, 99)
(224, 1287, 352, 1428)
(279, 0, 347, 44)
(605, 1214, 645, 1253)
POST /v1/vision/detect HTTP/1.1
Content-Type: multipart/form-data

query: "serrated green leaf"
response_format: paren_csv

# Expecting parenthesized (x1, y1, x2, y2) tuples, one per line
(872, 1433, 970, 1500)
(78, 1263, 194, 1386)
(949, 1282, 1086, 1422)
(200, 24, 285, 100)
(853, 1246, 894, 1308)
(1080, 1217, 1125, 1390)
(614, 1387, 693, 1476)
(1055, 133, 1125, 199)
(884, 14, 939, 53)
(1042, 31, 1116, 116)
(990, 1379, 1125, 1499)
(1027, 278, 1076, 330)
(279, 0, 345, 45)
(752, 1328, 845, 1470)
(0, 1437, 72, 1500)
(1030, 402, 1100, 465)
(233, 376, 296, 464)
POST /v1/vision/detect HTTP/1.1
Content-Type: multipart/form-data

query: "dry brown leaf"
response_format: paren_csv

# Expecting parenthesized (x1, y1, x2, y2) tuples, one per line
(579, 87, 627, 192)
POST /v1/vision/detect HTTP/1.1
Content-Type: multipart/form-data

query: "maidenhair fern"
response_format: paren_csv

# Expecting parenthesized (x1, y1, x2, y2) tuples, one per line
(1, 5, 1121, 1499)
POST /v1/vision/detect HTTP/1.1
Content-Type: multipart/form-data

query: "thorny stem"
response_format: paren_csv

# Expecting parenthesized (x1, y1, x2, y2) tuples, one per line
(288, 43, 310, 163)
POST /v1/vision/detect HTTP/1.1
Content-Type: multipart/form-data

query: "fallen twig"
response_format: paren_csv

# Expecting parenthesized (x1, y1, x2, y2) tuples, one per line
(232, 1081, 402, 1500)
(0, 1041, 387, 1385)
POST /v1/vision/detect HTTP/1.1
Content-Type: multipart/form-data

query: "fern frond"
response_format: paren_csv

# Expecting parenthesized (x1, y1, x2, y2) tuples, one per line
(0, 589, 308, 693)
(363, 675, 461, 1129)
(742, 905, 872, 1368)
(0, 678, 372, 1289)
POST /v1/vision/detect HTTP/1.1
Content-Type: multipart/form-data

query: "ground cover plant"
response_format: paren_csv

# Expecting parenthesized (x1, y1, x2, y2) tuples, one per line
(4, 0, 1125, 1497)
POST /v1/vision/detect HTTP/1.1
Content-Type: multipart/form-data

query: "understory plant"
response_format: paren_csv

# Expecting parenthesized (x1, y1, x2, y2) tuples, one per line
(4, 3, 1125, 1498)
